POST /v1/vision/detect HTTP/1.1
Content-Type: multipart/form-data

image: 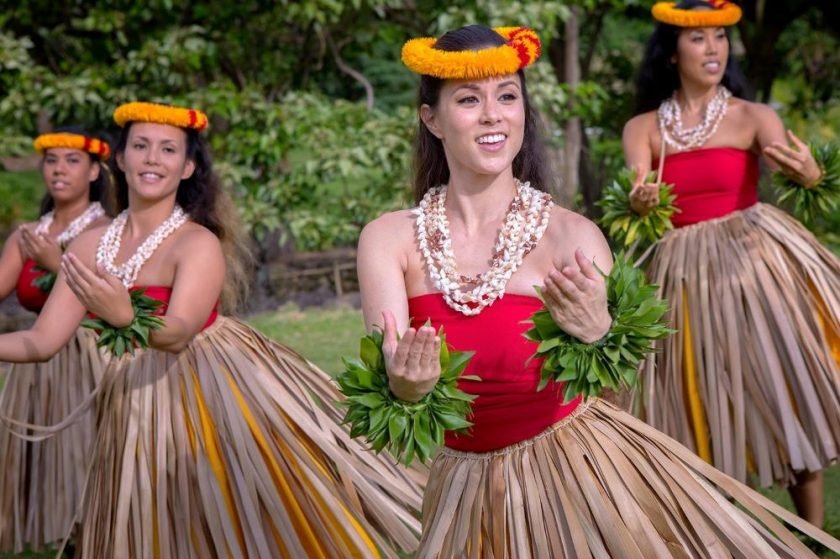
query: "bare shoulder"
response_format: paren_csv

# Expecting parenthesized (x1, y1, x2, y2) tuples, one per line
(544, 205, 611, 266)
(172, 222, 223, 257)
(65, 223, 109, 264)
(735, 99, 781, 125)
(358, 208, 416, 251)
(623, 110, 657, 139)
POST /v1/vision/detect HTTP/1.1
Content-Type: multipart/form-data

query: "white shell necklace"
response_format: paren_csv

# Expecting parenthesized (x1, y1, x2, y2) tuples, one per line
(96, 205, 189, 288)
(35, 202, 105, 248)
(657, 86, 731, 151)
(415, 179, 552, 316)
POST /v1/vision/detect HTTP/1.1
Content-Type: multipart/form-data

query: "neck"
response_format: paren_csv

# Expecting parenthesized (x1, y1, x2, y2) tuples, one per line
(124, 194, 178, 239)
(675, 82, 720, 114)
(444, 169, 518, 234)
(51, 197, 93, 227)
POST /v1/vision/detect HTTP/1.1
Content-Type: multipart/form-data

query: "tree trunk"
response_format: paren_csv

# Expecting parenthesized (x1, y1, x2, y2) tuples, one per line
(561, 7, 581, 208)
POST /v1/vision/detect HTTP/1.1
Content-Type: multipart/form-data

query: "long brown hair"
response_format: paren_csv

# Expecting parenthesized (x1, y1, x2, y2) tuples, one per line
(412, 25, 548, 203)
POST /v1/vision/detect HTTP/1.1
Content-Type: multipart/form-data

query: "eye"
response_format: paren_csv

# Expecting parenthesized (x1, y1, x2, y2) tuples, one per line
(163, 146, 176, 154)
(499, 93, 518, 102)
(457, 95, 479, 105)
(132, 142, 146, 150)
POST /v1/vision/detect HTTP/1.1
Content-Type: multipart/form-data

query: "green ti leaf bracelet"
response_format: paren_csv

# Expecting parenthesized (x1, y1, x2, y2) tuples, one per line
(81, 288, 165, 357)
(774, 141, 840, 225)
(335, 327, 476, 466)
(524, 253, 673, 402)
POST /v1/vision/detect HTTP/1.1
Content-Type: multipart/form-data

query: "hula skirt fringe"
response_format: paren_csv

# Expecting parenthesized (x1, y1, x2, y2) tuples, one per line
(419, 398, 840, 559)
(75, 316, 424, 559)
(639, 203, 840, 487)
(0, 328, 105, 551)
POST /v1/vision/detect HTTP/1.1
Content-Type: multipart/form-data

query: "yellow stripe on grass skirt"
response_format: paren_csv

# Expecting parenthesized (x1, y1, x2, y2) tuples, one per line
(223, 369, 380, 559)
(682, 290, 712, 463)
(809, 280, 840, 368)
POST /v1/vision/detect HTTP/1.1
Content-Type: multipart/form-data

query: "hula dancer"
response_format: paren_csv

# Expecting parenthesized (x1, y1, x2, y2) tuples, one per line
(0, 103, 423, 558)
(355, 24, 840, 557)
(0, 128, 112, 552)
(622, 0, 840, 526)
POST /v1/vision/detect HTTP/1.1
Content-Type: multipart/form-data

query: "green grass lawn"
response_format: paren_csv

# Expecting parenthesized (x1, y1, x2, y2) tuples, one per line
(1, 304, 839, 558)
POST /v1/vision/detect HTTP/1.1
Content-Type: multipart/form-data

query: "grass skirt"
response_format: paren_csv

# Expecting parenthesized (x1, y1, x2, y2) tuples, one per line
(0, 328, 105, 551)
(419, 398, 840, 558)
(639, 203, 840, 486)
(74, 316, 424, 558)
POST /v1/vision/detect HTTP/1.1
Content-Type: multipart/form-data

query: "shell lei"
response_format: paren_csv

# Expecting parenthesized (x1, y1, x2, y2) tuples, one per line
(415, 179, 552, 316)
(658, 86, 731, 151)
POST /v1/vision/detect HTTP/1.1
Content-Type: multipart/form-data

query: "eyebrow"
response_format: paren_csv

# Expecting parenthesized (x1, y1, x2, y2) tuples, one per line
(453, 80, 521, 93)
(133, 135, 178, 144)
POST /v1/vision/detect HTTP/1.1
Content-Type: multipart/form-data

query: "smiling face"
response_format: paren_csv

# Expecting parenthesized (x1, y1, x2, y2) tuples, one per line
(116, 122, 195, 204)
(420, 74, 525, 183)
(674, 26, 729, 88)
(41, 148, 99, 205)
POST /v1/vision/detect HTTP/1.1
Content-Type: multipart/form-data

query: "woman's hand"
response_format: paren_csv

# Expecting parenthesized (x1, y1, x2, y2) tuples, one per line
(381, 310, 440, 402)
(61, 252, 134, 328)
(543, 248, 612, 343)
(19, 225, 62, 272)
(628, 165, 661, 215)
(763, 130, 823, 188)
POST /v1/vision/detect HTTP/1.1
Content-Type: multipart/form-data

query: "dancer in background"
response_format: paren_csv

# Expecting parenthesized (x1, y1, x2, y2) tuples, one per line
(623, 0, 840, 526)
(0, 102, 423, 558)
(0, 128, 112, 552)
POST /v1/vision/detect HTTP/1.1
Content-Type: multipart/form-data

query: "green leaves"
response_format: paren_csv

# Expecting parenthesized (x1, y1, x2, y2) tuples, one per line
(597, 167, 679, 248)
(81, 288, 165, 358)
(334, 328, 476, 466)
(524, 253, 673, 401)
(31, 268, 56, 294)
(774, 142, 840, 224)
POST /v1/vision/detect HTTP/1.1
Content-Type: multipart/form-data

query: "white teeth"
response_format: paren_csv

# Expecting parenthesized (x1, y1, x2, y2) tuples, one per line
(477, 133, 506, 144)
(140, 173, 161, 179)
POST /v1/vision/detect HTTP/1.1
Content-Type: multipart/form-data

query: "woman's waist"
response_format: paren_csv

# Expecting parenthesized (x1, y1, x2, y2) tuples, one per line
(672, 193, 759, 227)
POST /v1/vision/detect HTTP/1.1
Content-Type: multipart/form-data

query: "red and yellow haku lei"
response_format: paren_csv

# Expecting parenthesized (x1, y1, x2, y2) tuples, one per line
(33, 132, 111, 159)
(113, 101, 209, 131)
(401, 26, 541, 80)
(652, 1, 742, 27)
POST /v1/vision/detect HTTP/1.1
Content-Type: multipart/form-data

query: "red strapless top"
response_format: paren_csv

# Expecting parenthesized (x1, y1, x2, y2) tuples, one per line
(16, 258, 50, 312)
(133, 286, 218, 331)
(655, 147, 759, 227)
(409, 293, 582, 452)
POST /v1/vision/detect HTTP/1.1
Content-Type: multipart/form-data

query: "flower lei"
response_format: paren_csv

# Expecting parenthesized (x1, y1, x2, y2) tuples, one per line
(96, 206, 189, 288)
(401, 26, 541, 79)
(414, 179, 552, 316)
(524, 253, 673, 402)
(651, 1, 742, 27)
(31, 202, 106, 293)
(113, 102, 209, 131)
(33, 133, 111, 159)
(335, 327, 476, 465)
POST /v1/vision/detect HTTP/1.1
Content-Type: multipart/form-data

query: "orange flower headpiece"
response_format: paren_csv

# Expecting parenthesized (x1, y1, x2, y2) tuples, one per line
(113, 101, 209, 132)
(33, 132, 111, 159)
(652, 1, 741, 27)
(401, 26, 541, 80)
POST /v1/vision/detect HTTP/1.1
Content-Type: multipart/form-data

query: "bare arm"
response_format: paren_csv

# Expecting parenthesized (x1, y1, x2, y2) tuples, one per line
(358, 212, 411, 333)
(149, 228, 225, 353)
(622, 114, 655, 177)
(0, 229, 26, 301)
(0, 265, 87, 362)
(755, 103, 822, 186)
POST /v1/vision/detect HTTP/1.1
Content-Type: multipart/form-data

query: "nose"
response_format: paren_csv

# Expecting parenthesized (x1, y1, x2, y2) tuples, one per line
(480, 98, 501, 125)
(144, 146, 159, 165)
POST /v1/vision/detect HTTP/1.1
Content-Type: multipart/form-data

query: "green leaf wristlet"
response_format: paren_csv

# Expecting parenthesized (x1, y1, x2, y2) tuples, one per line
(524, 253, 673, 402)
(335, 328, 477, 466)
(81, 288, 165, 357)
(774, 142, 840, 224)
(32, 268, 57, 293)
(597, 168, 679, 248)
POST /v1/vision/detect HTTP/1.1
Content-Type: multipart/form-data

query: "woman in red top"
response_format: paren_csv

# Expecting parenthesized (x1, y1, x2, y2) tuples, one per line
(623, 1, 840, 526)
(0, 128, 112, 552)
(359, 23, 839, 557)
(0, 103, 423, 558)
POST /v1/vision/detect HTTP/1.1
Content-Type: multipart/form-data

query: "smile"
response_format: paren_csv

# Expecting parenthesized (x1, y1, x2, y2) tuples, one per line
(477, 133, 506, 144)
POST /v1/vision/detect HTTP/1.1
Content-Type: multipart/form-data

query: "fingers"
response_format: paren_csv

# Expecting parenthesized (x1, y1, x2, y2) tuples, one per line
(381, 310, 398, 354)
(764, 143, 805, 172)
(574, 248, 600, 281)
(633, 164, 646, 188)
(545, 269, 580, 304)
(786, 129, 808, 151)
(61, 253, 100, 292)
(419, 330, 440, 369)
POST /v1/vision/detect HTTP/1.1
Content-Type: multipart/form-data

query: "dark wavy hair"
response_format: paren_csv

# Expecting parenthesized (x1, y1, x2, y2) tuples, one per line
(113, 122, 251, 311)
(412, 25, 548, 203)
(633, 0, 752, 115)
(39, 125, 115, 217)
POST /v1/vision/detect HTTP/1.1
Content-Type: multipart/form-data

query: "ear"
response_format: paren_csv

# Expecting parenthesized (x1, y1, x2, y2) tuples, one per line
(420, 104, 443, 140)
(181, 159, 196, 180)
(115, 152, 125, 172)
(88, 160, 101, 183)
